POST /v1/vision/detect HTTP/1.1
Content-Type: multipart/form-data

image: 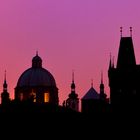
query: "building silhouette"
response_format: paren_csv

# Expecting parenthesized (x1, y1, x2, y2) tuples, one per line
(1, 28, 140, 114)
(64, 71, 79, 112)
(99, 72, 107, 102)
(1, 71, 10, 104)
(108, 27, 140, 106)
(14, 52, 59, 105)
(81, 74, 108, 113)
(81, 80, 100, 113)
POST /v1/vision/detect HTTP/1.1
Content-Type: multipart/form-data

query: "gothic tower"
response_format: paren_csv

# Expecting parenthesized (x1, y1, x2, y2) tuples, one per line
(108, 27, 140, 105)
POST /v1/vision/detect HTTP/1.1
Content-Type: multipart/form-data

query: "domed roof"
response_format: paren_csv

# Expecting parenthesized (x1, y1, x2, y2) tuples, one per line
(16, 54, 56, 87)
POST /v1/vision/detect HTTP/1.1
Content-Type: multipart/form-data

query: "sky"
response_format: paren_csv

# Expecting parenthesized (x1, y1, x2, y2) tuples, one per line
(0, 0, 140, 105)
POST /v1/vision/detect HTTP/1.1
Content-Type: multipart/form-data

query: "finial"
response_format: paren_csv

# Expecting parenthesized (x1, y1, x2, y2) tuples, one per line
(110, 53, 112, 60)
(101, 71, 103, 84)
(72, 70, 75, 83)
(130, 27, 132, 37)
(36, 50, 38, 56)
(109, 53, 112, 68)
(112, 56, 115, 68)
(120, 27, 123, 37)
(91, 79, 93, 88)
(4, 70, 6, 82)
(3, 70, 7, 90)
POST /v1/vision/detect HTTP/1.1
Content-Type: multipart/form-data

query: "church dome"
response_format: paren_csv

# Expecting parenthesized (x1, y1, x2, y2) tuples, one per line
(16, 53, 56, 87)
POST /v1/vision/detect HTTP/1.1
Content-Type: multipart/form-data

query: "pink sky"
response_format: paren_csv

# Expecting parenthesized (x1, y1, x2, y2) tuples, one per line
(0, 0, 140, 105)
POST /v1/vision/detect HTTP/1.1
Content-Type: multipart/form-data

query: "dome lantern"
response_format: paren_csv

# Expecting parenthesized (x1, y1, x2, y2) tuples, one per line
(32, 53, 42, 68)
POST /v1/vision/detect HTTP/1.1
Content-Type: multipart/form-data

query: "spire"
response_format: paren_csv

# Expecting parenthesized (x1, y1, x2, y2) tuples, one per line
(3, 70, 7, 91)
(1, 70, 10, 104)
(130, 27, 132, 37)
(112, 56, 115, 68)
(109, 53, 112, 69)
(101, 71, 103, 84)
(36, 50, 38, 56)
(71, 70, 75, 92)
(120, 27, 123, 37)
(91, 79, 93, 88)
(100, 71, 105, 98)
(72, 70, 74, 83)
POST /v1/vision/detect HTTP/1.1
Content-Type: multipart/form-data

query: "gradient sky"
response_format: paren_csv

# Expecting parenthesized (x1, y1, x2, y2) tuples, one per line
(0, 0, 140, 105)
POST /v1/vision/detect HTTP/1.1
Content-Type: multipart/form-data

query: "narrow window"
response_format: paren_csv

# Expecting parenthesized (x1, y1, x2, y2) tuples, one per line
(44, 93, 49, 103)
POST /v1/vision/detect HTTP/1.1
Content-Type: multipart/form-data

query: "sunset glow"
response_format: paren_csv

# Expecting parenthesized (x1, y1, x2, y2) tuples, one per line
(0, 0, 140, 105)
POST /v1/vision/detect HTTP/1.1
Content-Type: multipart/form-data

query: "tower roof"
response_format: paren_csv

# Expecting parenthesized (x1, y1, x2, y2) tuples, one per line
(117, 37, 136, 69)
(82, 87, 99, 100)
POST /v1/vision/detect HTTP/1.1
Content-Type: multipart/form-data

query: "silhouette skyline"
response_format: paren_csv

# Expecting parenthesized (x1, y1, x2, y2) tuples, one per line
(1, 0, 140, 105)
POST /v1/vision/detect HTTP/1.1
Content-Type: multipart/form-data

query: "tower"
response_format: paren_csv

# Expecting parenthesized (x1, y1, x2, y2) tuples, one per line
(66, 71, 79, 112)
(1, 71, 10, 104)
(99, 72, 107, 101)
(108, 27, 140, 106)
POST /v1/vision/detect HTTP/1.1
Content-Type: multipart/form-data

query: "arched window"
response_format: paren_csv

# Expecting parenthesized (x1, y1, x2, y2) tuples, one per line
(44, 92, 49, 103)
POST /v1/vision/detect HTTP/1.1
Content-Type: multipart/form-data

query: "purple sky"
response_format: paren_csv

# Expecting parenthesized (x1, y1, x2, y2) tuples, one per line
(0, 0, 140, 105)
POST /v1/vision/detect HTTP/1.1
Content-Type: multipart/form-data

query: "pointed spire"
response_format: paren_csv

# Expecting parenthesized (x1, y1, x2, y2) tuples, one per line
(120, 27, 123, 37)
(112, 56, 115, 68)
(71, 70, 75, 92)
(72, 70, 74, 83)
(91, 79, 93, 88)
(130, 27, 132, 37)
(1, 70, 10, 104)
(101, 71, 103, 84)
(109, 53, 112, 69)
(36, 50, 38, 56)
(100, 70, 105, 96)
(3, 70, 7, 91)
(4, 70, 6, 82)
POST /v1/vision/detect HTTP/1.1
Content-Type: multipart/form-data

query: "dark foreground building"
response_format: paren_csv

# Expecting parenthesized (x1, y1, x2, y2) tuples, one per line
(108, 28, 140, 106)
(15, 52, 59, 105)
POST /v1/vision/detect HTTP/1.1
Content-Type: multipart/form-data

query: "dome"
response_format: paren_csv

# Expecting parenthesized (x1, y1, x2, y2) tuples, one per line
(17, 68, 56, 87)
(16, 54, 56, 87)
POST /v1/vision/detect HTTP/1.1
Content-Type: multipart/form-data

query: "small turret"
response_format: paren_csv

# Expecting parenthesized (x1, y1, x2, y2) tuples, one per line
(1, 71, 10, 104)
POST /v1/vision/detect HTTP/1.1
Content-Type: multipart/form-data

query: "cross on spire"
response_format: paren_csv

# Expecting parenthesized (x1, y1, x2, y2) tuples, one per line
(101, 71, 103, 84)
(120, 27, 123, 37)
(4, 70, 6, 82)
(72, 70, 74, 83)
(130, 27, 132, 37)
(3, 70, 7, 91)
(36, 50, 38, 56)
(91, 79, 93, 88)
